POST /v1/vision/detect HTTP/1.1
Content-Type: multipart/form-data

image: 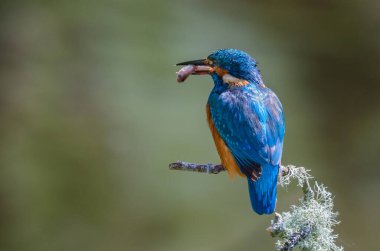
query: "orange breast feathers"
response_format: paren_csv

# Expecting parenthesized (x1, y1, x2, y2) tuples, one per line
(206, 104, 245, 178)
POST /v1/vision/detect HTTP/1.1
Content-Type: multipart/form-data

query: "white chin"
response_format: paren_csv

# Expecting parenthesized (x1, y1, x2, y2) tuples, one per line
(222, 74, 249, 86)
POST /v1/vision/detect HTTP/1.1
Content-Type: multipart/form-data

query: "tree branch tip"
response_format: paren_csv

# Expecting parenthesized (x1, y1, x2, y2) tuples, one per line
(168, 161, 226, 174)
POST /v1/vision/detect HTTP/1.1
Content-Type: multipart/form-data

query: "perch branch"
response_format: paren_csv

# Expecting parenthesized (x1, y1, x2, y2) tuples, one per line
(169, 161, 342, 251)
(169, 161, 290, 177)
(169, 161, 225, 174)
(280, 224, 313, 251)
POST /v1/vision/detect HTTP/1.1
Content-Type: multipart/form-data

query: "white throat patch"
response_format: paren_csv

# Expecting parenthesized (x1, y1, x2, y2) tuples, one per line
(222, 74, 249, 87)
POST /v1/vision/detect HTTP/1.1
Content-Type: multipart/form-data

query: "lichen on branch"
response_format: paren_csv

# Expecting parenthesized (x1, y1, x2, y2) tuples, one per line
(269, 165, 343, 251)
(169, 161, 343, 251)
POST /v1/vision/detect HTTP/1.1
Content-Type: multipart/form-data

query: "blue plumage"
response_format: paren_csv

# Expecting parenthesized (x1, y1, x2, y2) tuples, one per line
(248, 164, 279, 214)
(177, 48, 285, 214)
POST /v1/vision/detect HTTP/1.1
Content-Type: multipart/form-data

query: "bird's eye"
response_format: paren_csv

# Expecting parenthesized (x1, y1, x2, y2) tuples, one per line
(206, 59, 213, 65)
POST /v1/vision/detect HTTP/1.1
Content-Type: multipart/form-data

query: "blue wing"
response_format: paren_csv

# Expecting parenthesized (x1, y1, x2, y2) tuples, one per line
(208, 87, 285, 176)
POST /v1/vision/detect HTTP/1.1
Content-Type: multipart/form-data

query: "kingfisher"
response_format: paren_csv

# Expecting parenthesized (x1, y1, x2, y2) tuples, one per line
(176, 49, 285, 215)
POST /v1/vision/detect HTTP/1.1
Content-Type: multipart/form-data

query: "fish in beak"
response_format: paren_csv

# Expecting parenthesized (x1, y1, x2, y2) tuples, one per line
(176, 59, 214, 82)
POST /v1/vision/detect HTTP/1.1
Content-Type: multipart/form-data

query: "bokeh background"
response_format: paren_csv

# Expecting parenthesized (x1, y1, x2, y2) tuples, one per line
(0, 0, 379, 250)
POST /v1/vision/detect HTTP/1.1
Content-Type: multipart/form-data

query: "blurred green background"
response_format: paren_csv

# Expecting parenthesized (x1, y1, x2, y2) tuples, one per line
(0, 0, 379, 250)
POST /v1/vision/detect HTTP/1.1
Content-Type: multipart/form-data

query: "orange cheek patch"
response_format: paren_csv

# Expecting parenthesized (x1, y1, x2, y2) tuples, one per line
(214, 67, 228, 77)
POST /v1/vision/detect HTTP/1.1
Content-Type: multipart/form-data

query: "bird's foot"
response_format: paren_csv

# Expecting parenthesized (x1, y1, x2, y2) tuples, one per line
(250, 166, 262, 182)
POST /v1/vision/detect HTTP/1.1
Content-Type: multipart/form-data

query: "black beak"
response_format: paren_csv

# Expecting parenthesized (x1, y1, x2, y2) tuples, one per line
(176, 59, 207, 66)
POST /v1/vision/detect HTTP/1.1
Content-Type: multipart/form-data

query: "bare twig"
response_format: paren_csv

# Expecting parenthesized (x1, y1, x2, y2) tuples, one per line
(169, 161, 289, 177)
(169, 161, 225, 174)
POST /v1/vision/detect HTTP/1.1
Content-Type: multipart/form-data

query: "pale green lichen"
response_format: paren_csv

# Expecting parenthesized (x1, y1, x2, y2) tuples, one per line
(269, 166, 343, 251)
(279, 165, 313, 188)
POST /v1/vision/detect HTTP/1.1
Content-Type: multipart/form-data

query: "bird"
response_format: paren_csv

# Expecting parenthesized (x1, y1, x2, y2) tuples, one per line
(176, 48, 285, 215)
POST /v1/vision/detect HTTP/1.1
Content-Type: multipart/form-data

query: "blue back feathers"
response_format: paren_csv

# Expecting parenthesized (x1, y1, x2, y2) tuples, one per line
(206, 48, 285, 214)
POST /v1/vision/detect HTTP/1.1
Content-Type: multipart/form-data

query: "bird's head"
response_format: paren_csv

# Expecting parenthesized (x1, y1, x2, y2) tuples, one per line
(176, 48, 263, 86)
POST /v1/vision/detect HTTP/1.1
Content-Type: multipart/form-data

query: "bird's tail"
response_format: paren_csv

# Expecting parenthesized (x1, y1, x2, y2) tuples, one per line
(247, 164, 279, 215)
